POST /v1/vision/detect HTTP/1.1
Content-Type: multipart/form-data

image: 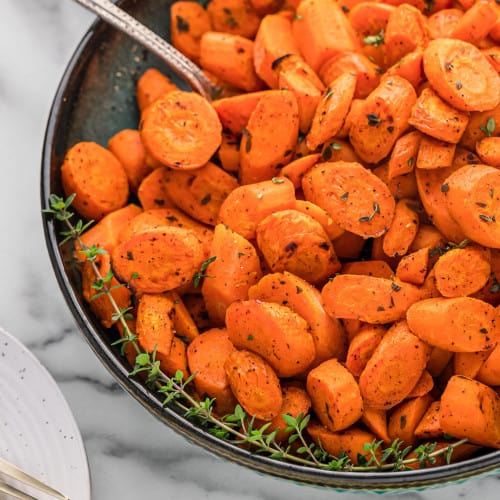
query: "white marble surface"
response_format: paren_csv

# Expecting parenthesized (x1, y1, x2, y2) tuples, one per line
(0, 0, 498, 498)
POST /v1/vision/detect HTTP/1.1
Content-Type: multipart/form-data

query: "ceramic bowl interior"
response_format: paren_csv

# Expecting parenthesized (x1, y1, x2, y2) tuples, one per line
(41, 0, 500, 491)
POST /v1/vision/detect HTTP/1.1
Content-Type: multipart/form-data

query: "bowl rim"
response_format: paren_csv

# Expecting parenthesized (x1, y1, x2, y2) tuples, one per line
(40, 0, 500, 491)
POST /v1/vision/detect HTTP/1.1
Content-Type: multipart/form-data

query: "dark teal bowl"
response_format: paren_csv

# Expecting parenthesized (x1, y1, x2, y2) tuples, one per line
(40, 0, 500, 491)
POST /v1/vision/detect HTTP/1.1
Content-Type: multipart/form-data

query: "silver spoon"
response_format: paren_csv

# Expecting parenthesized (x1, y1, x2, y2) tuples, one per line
(71, 0, 217, 100)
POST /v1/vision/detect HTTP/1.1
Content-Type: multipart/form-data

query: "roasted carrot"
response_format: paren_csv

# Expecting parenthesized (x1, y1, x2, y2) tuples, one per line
(440, 375, 500, 448)
(295, 200, 345, 240)
(395, 247, 429, 285)
(170, 1, 212, 65)
(384, 49, 425, 90)
(307, 422, 377, 465)
(306, 358, 364, 432)
(362, 407, 391, 444)
(387, 131, 421, 180)
(187, 328, 238, 415)
(348, 2, 395, 39)
(426, 346, 454, 378)
(359, 320, 430, 410)
(182, 294, 214, 330)
(136, 68, 178, 113)
(408, 223, 446, 255)
(140, 90, 222, 170)
(253, 14, 300, 88)
(225, 299, 316, 377)
(256, 209, 341, 284)
(111, 227, 204, 294)
(318, 51, 381, 100)
(292, 0, 360, 72)
(434, 245, 491, 297)
(427, 8, 463, 40)
(136, 166, 176, 210)
(136, 292, 176, 358)
(217, 131, 240, 173)
(248, 271, 347, 366)
(305, 72, 357, 152)
(166, 291, 200, 342)
(201, 223, 262, 325)
(460, 103, 500, 151)
(453, 350, 491, 378)
(382, 198, 420, 258)
(443, 163, 500, 248)
(107, 129, 153, 193)
(416, 136, 456, 169)
(322, 274, 425, 324)
(407, 296, 500, 352)
(81, 253, 131, 329)
(75, 203, 142, 263)
(423, 38, 500, 112)
(224, 349, 283, 420)
(372, 164, 420, 201)
(332, 231, 366, 260)
(414, 400, 443, 440)
(156, 336, 190, 382)
(408, 87, 470, 144)
(341, 260, 394, 279)
(345, 324, 386, 377)
(239, 90, 299, 184)
(477, 343, 500, 386)
(200, 31, 264, 92)
(482, 46, 500, 72)
(450, 0, 498, 47)
(384, 4, 429, 68)
(476, 136, 500, 168)
(61, 141, 129, 221)
(206, 0, 261, 39)
(388, 394, 434, 446)
(320, 138, 361, 164)
(249, 0, 283, 15)
(278, 154, 321, 189)
(406, 369, 434, 398)
(302, 161, 396, 238)
(349, 76, 417, 163)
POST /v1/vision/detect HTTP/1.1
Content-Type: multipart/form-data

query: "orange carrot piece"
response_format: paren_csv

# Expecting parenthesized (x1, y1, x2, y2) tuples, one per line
(253, 14, 300, 88)
(140, 90, 222, 170)
(409, 88, 470, 145)
(217, 177, 296, 240)
(440, 375, 500, 449)
(307, 358, 364, 432)
(416, 136, 456, 169)
(217, 131, 240, 173)
(318, 51, 381, 99)
(305, 72, 357, 152)
(170, 1, 212, 64)
(61, 141, 129, 221)
(200, 32, 264, 92)
(388, 394, 434, 446)
(362, 407, 391, 444)
(201, 224, 262, 325)
(206, 0, 261, 39)
(156, 336, 190, 382)
(396, 247, 429, 285)
(279, 154, 321, 189)
(136, 68, 178, 113)
(451, 0, 498, 47)
(248, 271, 347, 366)
(292, 0, 360, 72)
(136, 293, 177, 358)
(302, 161, 396, 238)
(453, 350, 491, 378)
(372, 164, 419, 202)
(423, 38, 500, 112)
(460, 103, 500, 151)
(75, 204, 142, 263)
(320, 138, 361, 164)
(387, 131, 421, 180)
(359, 320, 430, 410)
(107, 129, 152, 194)
(187, 328, 238, 415)
(332, 231, 366, 260)
(225, 299, 316, 377)
(182, 294, 214, 331)
(427, 8, 463, 40)
(406, 369, 434, 398)
(482, 46, 500, 73)
(349, 76, 417, 163)
(136, 167, 176, 210)
(434, 245, 491, 297)
(444, 163, 500, 248)
(307, 423, 378, 465)
(345, 324, 386, 376)
(476, 136, 500, 168)
(477, 343, 500, 386)
(382, 198, 420, 258)
(409, 223, 445, 254)
(384, 49, 425, 90)
(81, 253, 131, 329)
(341, 260, 394, 279)
(111, 227, 204, 293)
(414, 400, 443, 440)
(295, 200, 345, 240)
(224, 349, 283, 421)
(348, 2, 395, 38)
(256, 209, 341, 284)
(407, 296, 500, 352)
(427, 346, 454, 378)
(384, 4, 429, 67)
(239, 90, 299, 184)
(322, 274, 425, 324)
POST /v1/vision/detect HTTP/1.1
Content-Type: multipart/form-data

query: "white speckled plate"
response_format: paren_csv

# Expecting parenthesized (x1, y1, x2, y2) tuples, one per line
(0, 326, 90, 500)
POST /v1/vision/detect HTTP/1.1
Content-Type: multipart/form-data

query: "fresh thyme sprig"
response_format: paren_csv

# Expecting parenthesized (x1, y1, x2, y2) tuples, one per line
(44, 193, 470, 472)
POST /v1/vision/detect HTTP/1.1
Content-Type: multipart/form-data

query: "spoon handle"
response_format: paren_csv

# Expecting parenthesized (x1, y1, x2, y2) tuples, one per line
(72, 0, 216, 100)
